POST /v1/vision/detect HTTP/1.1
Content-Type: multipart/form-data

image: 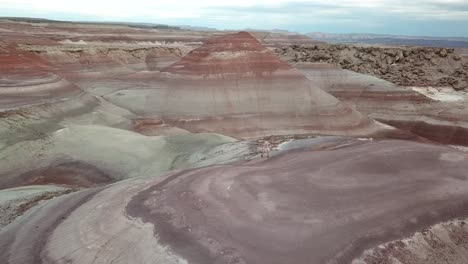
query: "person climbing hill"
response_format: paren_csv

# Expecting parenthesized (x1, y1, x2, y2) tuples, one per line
(261, 140, 271, 158)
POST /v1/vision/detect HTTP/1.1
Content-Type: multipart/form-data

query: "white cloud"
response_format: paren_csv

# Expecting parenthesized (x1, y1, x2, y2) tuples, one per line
(1, 0, 467, 35)
(1, 0, 466, 18)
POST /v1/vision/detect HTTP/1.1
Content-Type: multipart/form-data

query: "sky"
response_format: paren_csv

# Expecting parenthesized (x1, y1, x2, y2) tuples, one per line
(1, 0, 468, 37)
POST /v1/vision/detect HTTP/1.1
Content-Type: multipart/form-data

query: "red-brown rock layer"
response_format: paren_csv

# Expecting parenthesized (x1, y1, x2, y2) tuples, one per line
(162, 32, 293, 76)
(0, 43, 82, 108)
(0, 162, 113, 189)
(157, 32, 389, 138)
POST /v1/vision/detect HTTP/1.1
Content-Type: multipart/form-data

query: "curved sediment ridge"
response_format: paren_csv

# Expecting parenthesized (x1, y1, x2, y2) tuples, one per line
(293, 62, 468, 146)
(0, 43, 82, 109)
(354, 218, 468, 264)
(3, 139, 468, 263)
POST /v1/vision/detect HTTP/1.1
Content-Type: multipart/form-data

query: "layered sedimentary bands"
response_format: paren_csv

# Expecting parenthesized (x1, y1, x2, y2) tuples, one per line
(3, 18, 468, 264)
(157, 32, 389, 138)
(2, 139, 468, 264)
(0, 43, 82, 108)
(276, 46, 468, 146)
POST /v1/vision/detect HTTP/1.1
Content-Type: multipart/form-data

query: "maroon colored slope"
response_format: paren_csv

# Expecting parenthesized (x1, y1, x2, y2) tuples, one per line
(163, 31, 293, 76)
(0, 43, 81, 108)
(126, 140, 468, 264)
(3, 139, 468, 263)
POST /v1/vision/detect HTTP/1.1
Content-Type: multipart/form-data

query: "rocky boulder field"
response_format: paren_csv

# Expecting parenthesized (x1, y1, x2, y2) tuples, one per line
(276, 44, 468, 90)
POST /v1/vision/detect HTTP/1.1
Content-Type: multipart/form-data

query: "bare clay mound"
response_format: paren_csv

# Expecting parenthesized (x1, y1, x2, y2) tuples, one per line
(0, 43, 82, 108)
(156, 32, 390, 138)
(3, 139, 468, 264)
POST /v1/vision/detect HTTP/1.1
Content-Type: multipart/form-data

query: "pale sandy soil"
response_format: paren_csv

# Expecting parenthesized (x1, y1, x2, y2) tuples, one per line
(410, 86, 467, 102)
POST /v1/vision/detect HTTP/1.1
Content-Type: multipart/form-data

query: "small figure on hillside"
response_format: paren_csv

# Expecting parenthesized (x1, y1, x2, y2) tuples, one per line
(261, 140, 271, 158)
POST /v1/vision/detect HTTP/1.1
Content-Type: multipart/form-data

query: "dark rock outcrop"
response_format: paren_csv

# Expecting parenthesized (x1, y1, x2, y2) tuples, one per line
(276, 44, 468, 90)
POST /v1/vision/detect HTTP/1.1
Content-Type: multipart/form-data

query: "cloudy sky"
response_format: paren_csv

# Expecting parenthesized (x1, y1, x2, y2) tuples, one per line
(1, 0, 468, 37)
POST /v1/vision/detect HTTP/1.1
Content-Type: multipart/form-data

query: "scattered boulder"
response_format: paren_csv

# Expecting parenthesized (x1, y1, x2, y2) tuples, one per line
(423, 52, 434, 60)
(439, 76, 459, 87)
(311, 52, 331, 61)
(385, 50, 397, 57)
(453, 82, 467, 91)
(439, 48, 448, 58)
(395, 50, 404, 62)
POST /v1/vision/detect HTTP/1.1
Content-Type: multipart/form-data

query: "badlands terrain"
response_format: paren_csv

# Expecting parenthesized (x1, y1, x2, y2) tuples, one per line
(1, 18, 468, 264)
